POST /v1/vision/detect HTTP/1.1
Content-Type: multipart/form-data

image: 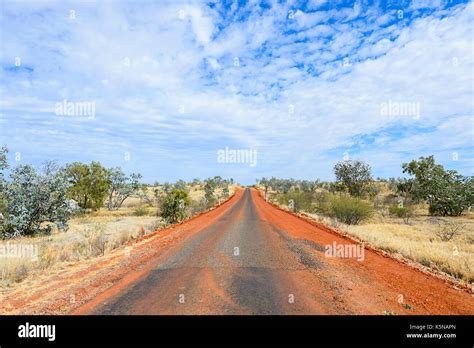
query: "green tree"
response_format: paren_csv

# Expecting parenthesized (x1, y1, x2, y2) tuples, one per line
(203, 178, 217, 207)
(174, 179, 188, 192)
(334, 160, 372, 197)
(213, 176, 223, 186)
(259, 177, 270, 200)
(160, 189, 190, 223)
(266, 178, 294, 194)
(400, 156, 473, 216)
(106, 167, 142, 210)
(2, 162, 72, 238)
(299, 179, 318, 193)
(0, 145, 7, 176)
(0, 146, 8, 216)
(222, 184, 230, 198)
(65, 161, 109, 210)
(280, 179, 294, 194)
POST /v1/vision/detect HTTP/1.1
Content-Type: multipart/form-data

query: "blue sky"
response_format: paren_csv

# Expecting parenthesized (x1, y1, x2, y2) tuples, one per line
(0, 0, 472, 184)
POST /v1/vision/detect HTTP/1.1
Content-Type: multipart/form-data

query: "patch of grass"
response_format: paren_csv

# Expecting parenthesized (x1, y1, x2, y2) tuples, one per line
(111, 230, 132, 249)
(144, 219, 163, 234)
(346, 223, 473, 282)
(132, 206, 149, 216)
(435, 221, 465, 242)
(39, 244, 57, 269)
(0, 216, 159, 287)
(302, 210, 474, 283)
(83, 226, 108, 257)
(270, 183, 474, 283)
(188, 199, 208, 217)
(0, 251, 36, 285)
(13, 263, 29, 282)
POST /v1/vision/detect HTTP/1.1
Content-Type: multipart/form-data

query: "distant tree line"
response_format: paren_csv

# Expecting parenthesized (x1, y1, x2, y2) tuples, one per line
(3, 140, 470, 238)
(1, 145, 236, 239)
(258, 156, 473, 223)
(157, 176, 232, 224)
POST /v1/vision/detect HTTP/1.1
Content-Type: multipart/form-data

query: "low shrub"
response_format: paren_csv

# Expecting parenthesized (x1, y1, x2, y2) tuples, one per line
(160, 189, 190, 223)
(388, 205, 413, 223)
(276, 190, 313, 212)
(313, 191, 333, 215)
(204, 195, 217, 209)
(329, 195, 373, 225)
(188, 199, 208, 216)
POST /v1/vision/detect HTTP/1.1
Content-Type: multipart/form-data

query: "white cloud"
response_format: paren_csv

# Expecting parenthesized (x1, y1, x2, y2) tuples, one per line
(186, 5, 215, 44)
(307, 0, 328, 10)
(0, 1, 472, 182)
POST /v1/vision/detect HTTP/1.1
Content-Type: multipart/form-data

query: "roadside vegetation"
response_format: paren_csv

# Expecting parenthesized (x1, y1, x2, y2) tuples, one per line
(2, 140, 472, 286)
(0, 145, 236, 287)
(258, 156, 474, 283)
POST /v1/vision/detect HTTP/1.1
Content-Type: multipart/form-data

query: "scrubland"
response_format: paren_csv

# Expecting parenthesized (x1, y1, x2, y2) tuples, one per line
(0, 184, 236, 289)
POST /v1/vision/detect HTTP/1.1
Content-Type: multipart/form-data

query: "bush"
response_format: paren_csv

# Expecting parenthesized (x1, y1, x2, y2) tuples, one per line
(388, 205, 413, 223)
(329, 195, 373, 225)
(313, 191, 333, 215)
(1, 161, 72, 238)
(13, 263, 30, 282)
(277, 191, 313, 212)
(160, 189, 190, 223)
(204, 195, 217, 209)
(188, 199, 208, 216)
(144, 220, 163, 233)
(39, 244, 57, 269)
(222, 185, 230, 198)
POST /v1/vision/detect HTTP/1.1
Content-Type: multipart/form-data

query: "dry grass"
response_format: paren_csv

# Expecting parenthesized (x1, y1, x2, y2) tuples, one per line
(260, 183, 474, 284)
(183, 184, 237, 202)
(0, 215, 161, 288)
(0, 184, 234, 288)
(306, 211, 474, 283)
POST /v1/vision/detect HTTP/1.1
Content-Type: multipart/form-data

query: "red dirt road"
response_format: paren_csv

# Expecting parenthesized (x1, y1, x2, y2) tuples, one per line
(74, 188, 474, 315)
